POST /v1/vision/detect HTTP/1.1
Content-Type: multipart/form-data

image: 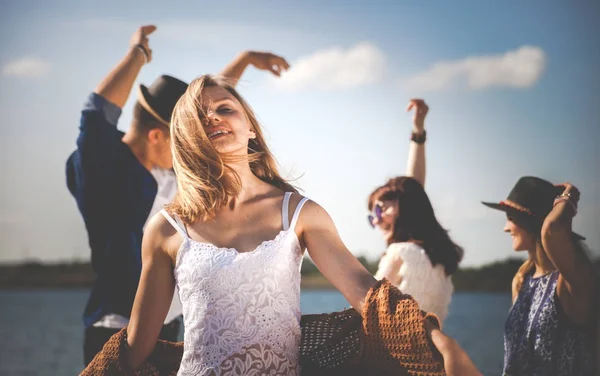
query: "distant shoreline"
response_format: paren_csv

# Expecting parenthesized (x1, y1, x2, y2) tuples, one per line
(0, 262, 339, 290)
(1, 258, 598, 291)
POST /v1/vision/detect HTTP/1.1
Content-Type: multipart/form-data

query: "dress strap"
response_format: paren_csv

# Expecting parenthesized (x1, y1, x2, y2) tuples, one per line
(289, 197, 310, 231)
(281, 192, 293, 231)
(160, 209, 188, 239)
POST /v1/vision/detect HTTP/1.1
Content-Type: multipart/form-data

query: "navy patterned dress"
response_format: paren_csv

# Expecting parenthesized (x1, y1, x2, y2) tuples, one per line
(503, 270, 596, 375)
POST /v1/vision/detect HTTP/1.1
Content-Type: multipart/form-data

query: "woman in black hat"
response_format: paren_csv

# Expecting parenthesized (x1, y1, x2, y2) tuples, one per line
(367, 99, 463, 324)
(482, 176, 597, 375)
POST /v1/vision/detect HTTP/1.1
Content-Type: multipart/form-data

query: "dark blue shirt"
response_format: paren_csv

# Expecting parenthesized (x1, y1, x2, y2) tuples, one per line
(503, 271, 596, 375)
(66, 93, 158, 328)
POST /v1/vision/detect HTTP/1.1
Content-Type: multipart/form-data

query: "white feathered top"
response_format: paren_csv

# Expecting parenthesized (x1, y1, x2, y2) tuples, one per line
(374, 242, 453, 323)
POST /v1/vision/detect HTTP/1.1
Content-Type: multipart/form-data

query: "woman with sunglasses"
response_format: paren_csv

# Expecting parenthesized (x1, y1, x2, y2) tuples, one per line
(367, 99, 463, 323)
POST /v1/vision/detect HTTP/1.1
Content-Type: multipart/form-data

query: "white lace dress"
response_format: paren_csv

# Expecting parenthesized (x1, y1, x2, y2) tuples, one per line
(374, 242, 453, 323)
(161, 192, 308, 376)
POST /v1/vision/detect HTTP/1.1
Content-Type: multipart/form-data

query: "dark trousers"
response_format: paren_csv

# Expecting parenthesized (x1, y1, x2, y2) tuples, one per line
(83, 317, 182, 366)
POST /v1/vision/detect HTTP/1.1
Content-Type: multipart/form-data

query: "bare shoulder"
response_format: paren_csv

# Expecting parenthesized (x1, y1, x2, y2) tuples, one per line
(295, 197, 321, 216)
(143, 211, 184, 265)
(294, 199, 334, 230)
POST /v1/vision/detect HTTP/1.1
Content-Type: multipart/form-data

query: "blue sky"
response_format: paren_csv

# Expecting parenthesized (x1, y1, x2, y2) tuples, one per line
(1, 0, 598, 266)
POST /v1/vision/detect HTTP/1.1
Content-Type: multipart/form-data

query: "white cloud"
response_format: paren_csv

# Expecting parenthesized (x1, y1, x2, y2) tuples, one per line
(273, 43, 387, 91)
(2, 57, 51, 78)
(405, 46, 546, 91)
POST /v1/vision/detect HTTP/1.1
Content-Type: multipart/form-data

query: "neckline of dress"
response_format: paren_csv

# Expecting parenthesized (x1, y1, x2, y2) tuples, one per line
(174, 228, 300, 270)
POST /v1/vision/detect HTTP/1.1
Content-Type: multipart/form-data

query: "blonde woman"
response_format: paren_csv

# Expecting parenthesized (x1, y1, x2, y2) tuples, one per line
(122, 74, 386, 375)
(78, 71, 487, 376)
(483, 177, 597, 375)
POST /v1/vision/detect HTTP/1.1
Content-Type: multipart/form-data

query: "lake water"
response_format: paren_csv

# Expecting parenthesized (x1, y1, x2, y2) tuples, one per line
(0, 289, 511, 375)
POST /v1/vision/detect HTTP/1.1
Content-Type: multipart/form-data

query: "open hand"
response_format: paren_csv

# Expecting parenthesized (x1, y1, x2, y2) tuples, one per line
(247, 52, 290, 77)
(406, 98, 429, 132)
(130, 25, 157, 63)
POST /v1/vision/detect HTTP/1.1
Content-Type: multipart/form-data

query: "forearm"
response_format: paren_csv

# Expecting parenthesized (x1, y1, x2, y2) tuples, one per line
(541, 203, 591, 286)
(126, 287, 174, 370)
(542, 202, 576, 250)
(406, 136, 426, 186)
(219, 51, 253, 86)
(348, 270, 379, 314)
(404, 99, 428, 186)
(322, 255, 378, 314)
(95, 47, 146, 109)
(545, 200, 575, 226)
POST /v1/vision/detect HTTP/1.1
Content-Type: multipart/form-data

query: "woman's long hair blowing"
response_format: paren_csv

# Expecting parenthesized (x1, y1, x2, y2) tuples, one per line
(167, 75, 296, 223)
(369, 176, 464, 275)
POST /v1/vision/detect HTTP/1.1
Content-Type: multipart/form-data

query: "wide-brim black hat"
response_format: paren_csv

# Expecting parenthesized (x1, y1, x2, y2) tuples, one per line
(137, 75, 189, 127)
(482, 176, 585, 240)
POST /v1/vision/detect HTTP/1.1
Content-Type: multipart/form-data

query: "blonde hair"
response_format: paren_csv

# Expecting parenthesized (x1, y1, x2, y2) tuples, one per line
(167, 75, 296, 223)
(513, 257, 535, 295)
(512, 237, 596, 296)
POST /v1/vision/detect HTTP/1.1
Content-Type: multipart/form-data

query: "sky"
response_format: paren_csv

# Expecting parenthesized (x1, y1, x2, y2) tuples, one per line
(0, 0, 599, 266)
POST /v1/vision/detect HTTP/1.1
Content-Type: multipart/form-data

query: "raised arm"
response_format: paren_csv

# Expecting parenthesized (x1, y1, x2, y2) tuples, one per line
(405, 99, 428, 187)
(541, 183, 596, 324)
(94, 25, 156, 108)
(298, 201, 377, 313)
(126, 214, 179, 370)
(67, 26, 158, 220)
(220, 51, 290, 86)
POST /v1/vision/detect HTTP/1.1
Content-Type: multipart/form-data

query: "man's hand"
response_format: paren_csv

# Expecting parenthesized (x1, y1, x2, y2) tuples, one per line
(94, 25, 157, 108)
(246, 51, 290, 77)
(406, 98, 429, 133)
(129, 25, 157, 63)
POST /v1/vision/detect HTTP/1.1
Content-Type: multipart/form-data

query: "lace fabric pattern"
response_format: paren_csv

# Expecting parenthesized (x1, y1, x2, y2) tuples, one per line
(174, 228, 304, 376)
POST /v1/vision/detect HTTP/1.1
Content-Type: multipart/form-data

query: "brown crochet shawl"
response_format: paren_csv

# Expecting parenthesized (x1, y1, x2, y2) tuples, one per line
(81, 279, 445, 375)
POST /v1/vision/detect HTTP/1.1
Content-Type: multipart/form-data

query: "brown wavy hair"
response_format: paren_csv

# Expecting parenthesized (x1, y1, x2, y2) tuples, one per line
(368, 176, 463, 275)
(167, 75, 296, 223)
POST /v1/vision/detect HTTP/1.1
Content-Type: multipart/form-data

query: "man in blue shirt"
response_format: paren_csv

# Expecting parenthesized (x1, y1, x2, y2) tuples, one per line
(66, 24, 290, 365)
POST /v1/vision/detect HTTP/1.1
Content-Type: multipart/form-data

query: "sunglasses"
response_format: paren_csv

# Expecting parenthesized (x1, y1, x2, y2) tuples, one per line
(368, 204, 384, 228)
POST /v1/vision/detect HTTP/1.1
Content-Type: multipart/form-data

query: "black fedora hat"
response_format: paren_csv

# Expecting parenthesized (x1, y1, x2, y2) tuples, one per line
(482, 176, 585, 240)
(137, 75, 188, 127)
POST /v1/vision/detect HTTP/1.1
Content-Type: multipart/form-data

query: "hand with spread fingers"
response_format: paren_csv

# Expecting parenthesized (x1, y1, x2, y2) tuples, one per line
(246, 51, 290, 77)
(129, 25, 157, 63)
(406, 98, 429, 133)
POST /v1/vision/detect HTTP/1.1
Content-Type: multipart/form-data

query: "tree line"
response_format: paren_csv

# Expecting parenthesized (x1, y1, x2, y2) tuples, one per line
(1, 257, 598, 291)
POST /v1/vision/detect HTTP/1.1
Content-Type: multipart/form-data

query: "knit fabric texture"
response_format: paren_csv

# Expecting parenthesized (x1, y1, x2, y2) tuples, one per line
(81, 279, 444, 376)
